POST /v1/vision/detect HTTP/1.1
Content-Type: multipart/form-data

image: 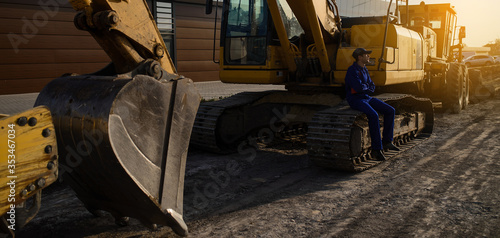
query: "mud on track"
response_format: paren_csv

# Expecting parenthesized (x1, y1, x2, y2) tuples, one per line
(17, 95, 500, 238)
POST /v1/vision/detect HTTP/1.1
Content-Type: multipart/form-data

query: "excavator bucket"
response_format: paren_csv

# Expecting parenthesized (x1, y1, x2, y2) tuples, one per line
(30, 0, 200, 235)
(35, 70, 199, 236)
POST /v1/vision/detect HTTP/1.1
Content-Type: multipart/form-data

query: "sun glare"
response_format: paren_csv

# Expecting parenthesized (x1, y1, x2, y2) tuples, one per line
(408, 0, 500, 47)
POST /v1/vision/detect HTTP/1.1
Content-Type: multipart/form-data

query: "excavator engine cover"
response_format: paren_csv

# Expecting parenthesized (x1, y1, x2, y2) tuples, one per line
(35, 68, 199, 236)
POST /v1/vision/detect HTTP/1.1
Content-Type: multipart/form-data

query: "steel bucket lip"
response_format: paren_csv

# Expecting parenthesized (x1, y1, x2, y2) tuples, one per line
(34, 74, 196, 236)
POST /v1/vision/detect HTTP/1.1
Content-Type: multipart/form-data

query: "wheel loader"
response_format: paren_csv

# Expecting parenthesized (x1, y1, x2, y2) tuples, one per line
(1, 0, 199, 236)
(194, 0, 469, 171)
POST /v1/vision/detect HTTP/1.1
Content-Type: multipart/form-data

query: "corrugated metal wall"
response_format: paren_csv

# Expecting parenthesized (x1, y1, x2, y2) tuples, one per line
(174, 1, 221, 82)
(0, 0, 109, 94)
(0, 0, 221, 95)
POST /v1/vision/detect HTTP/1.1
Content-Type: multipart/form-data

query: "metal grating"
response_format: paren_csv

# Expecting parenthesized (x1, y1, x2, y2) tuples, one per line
(155, 1, 175, 63)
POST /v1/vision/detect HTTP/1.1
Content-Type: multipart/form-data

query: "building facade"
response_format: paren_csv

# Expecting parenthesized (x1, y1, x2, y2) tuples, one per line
(0, 0, 220, 94)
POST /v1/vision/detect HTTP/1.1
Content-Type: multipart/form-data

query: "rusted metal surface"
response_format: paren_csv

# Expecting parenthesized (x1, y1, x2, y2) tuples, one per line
(35, 68, 199, 236)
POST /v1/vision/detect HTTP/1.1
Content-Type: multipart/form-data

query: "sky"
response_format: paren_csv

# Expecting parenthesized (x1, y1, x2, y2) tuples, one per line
(407, 0, 500, 47)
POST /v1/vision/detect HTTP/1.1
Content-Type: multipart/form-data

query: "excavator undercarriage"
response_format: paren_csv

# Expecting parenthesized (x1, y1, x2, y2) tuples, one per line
(307, 94, 433, 172)
(191, 91, 434, 172)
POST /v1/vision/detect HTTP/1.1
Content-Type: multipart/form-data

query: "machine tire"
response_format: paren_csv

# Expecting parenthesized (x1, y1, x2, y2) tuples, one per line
(443, 63, 464, 113)
(461, 64, 470, 109)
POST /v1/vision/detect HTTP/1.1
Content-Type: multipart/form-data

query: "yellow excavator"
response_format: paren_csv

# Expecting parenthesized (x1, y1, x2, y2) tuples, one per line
(1, 0, 199, 236)
(194, 0, 470, 170)
(0, 0, 474, 236)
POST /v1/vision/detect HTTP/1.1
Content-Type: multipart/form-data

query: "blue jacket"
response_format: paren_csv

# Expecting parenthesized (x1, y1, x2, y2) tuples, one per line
(344, 62, 375, 102)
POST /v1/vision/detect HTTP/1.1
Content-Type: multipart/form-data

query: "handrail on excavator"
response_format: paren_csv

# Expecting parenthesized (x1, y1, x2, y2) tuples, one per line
(378, 0, 405, 70)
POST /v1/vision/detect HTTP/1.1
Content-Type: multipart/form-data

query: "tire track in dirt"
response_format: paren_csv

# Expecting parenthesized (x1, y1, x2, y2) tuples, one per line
(316, 103, 500, 237)
(17, 97, 499, 237)
(405, 129, 500, 237)
(177, 99, 500, 237)
(195, 106, 500, 238)
(397, 118, 498, 236)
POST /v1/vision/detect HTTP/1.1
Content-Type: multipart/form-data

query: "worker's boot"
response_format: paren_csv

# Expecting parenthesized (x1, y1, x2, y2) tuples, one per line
(371, 150, 387, 161)
(383, 142, 400, 151)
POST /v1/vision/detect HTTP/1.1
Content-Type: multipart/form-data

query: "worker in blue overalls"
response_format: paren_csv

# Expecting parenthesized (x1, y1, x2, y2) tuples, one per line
(345, 48, 400, 161)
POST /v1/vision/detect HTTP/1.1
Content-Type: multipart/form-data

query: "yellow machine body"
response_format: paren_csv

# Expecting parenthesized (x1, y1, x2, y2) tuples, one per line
(194, 0, 437, 172)
(215, 0, 460, 92)
(335, 23, 426, 86)
(0, 107, 58, 234)
(220, 45, 288, 84)
(194, 0, 478, 167)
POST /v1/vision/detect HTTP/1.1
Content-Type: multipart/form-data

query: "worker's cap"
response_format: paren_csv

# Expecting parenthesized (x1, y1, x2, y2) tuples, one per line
(352, 48, 372, 59)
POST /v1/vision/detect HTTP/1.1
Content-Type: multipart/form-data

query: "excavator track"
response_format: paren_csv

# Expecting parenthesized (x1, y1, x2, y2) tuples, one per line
(192, 92, 433, 172)
(191, 91, 278, 153)
(307, 94, 434, 172)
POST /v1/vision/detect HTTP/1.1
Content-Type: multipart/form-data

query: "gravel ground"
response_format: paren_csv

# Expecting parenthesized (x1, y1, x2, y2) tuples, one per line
(15, 94, 500, 238)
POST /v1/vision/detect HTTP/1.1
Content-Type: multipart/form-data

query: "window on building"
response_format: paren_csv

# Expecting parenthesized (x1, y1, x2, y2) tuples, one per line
(155, 1, 175, 64)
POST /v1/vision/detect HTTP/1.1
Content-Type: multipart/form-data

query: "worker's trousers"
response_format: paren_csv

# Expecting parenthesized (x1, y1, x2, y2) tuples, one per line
(347, 97, 395, 150)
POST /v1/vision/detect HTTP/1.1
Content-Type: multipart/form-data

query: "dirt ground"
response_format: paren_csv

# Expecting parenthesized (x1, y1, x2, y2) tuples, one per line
(16, 94, 500, 238)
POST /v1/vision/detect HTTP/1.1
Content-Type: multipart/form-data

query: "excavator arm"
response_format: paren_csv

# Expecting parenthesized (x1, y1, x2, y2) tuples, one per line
(278, 0, 340, 74)
(34, 0, 200, 236)
(259, 0, 341, 77)
(70, 0, 176, 74)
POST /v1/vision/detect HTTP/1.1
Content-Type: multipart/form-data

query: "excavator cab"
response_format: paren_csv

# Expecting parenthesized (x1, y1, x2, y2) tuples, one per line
(213, 0, 287, 84)
(209, 0, 342, 86)
(34, 0, 200, 235)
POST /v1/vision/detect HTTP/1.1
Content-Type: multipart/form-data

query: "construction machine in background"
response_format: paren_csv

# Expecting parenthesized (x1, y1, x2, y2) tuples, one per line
(194, 0, 486, 171)
(2, 0, 199, 236)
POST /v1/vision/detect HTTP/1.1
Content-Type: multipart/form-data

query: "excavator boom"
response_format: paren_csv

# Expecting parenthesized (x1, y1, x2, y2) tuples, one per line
(69, 0, 176, 74)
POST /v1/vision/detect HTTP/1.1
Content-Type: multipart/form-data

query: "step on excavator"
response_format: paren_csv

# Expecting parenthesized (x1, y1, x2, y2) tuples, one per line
(194, 0, 474, 171)
(2, 0, 199, 236)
